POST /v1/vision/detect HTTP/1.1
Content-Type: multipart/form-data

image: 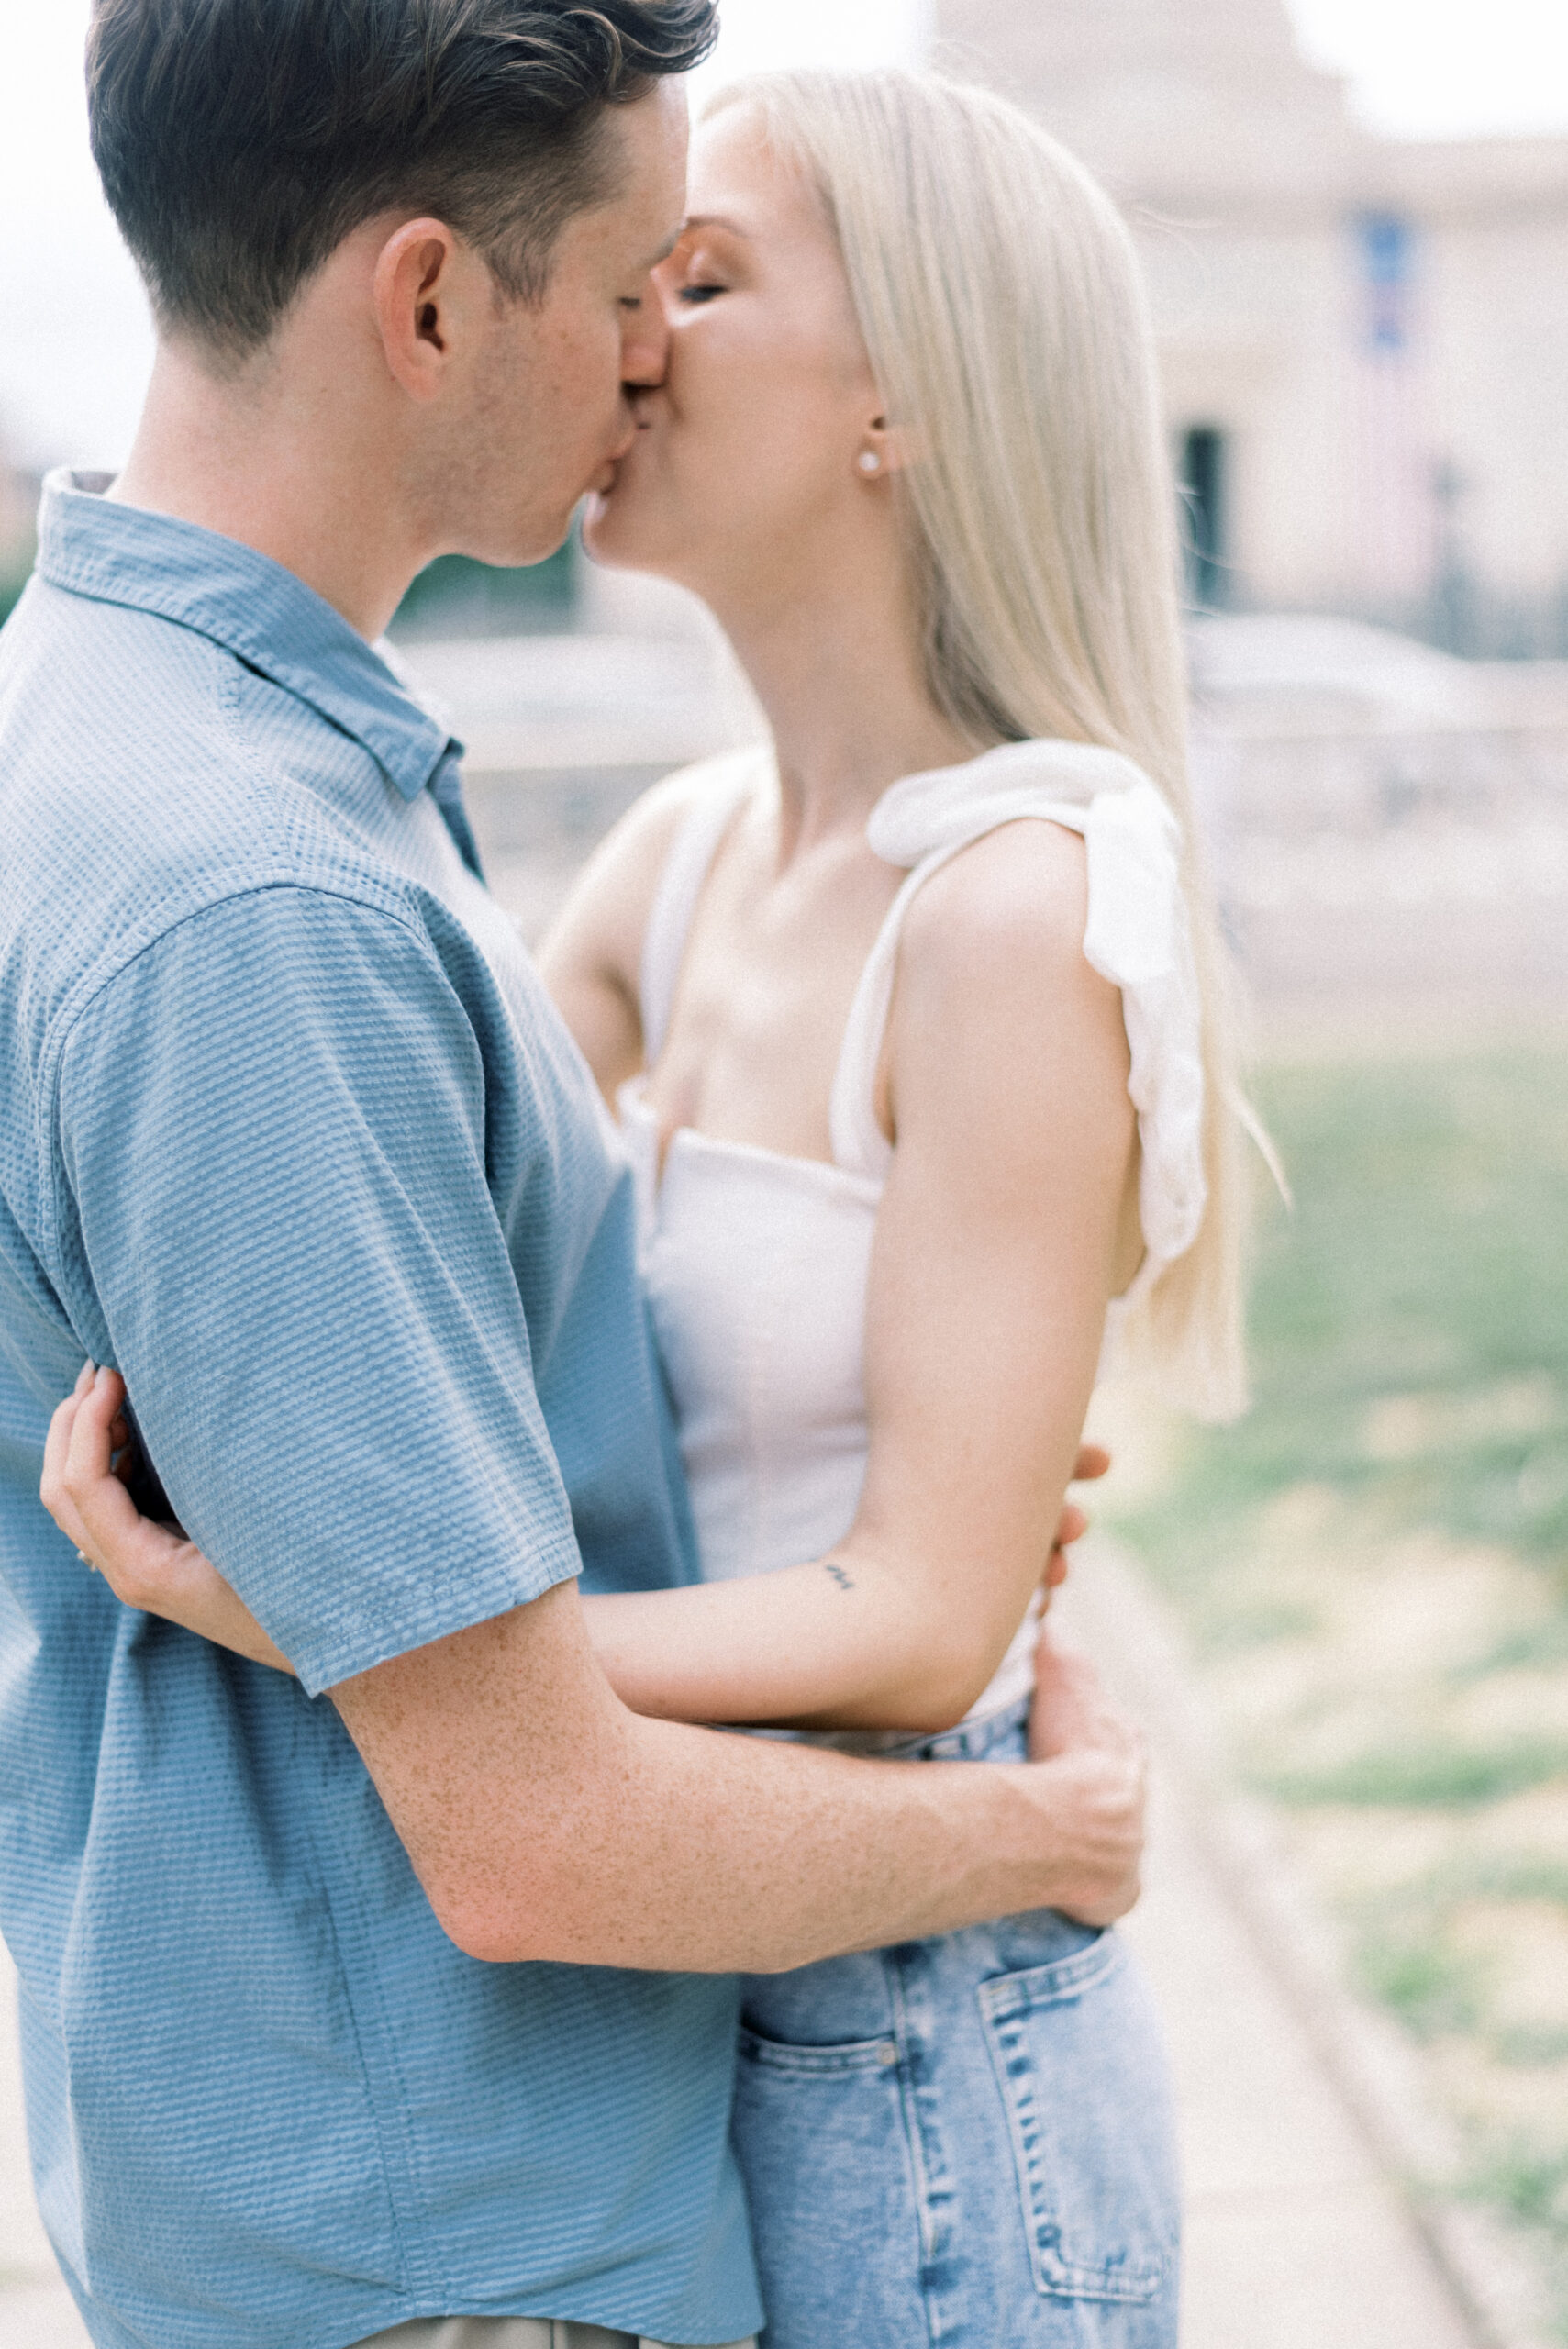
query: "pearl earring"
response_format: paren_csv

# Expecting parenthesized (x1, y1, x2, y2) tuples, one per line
(857, 451, 882, 475)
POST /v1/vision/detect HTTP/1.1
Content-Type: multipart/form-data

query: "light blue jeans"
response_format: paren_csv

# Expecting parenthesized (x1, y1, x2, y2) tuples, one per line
(732, 1702, 1180, 2348)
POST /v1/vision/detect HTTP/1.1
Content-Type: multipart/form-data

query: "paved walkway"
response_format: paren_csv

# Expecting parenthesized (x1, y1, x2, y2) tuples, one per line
(1, 1559, 1482, 2349)
(1058, 1584, 1480, 2348)
(0, 1959, 88, 2346)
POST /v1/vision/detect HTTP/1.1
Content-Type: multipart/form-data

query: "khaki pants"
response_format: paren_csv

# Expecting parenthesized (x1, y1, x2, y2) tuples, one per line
(355, 2321, 757, 2349)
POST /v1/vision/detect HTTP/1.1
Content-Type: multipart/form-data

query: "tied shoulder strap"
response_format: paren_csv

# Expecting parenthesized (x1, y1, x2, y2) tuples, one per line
(639, 751, 767, 1069)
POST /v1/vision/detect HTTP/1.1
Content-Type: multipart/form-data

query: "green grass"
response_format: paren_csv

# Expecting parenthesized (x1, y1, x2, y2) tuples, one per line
(1456, 1617, 1568, 1678)
(1475, 2143, 1568, 2231)
(1465, 2143, 1568, 2332)
(1258, 1740, 1568, 1810)
(1121, 1052, 1568, 1594)
(1355, 1929, 1483, 2040)
(1438, 1856, 1568, 1905)
(1109, 1048, 1568, 2325)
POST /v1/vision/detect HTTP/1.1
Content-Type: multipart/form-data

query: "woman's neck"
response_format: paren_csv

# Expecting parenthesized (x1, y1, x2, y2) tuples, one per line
(706, 557, 977, 867)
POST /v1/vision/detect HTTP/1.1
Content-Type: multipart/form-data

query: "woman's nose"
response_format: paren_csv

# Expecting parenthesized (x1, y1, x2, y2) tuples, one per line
(621, 284, 672, 394)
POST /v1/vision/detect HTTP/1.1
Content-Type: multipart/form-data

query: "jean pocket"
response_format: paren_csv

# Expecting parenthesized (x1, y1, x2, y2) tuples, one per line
(737, 2025, 901, 2078)
(978, 1933, 1178, 2303)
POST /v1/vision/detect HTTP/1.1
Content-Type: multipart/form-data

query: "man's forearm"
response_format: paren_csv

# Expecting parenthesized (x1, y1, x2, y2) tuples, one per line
(332, 1589, 1141, 1973)
(585, 1710, 1141, 1974)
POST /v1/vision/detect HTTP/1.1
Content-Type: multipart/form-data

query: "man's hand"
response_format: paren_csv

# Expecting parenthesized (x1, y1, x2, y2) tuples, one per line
(1030, 1631, 1141, 1762)
(1022, 1631, 1147, 1922)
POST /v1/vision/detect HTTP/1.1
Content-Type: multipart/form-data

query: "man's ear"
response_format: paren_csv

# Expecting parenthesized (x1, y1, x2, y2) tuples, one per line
(372, 217, 469, 401)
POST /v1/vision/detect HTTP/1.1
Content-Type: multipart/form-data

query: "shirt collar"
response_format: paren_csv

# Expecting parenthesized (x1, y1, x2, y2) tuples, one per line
(35, 469, 460, 802)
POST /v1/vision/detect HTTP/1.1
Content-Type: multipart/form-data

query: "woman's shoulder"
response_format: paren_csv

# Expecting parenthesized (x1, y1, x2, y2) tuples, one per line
(536, 745, 771, 1095)
(896, 816, 1095, 1002)
(881, 817, 1130, 1135)
(538, 746, 767, 978)
(598, 743, 770, 885)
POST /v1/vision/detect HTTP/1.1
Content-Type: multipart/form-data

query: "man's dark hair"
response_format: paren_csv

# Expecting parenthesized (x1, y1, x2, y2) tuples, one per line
(88, 0, 718, 360)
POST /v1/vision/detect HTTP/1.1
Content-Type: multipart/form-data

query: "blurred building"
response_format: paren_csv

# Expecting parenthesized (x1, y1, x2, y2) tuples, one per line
(934, 0, 1568, 652)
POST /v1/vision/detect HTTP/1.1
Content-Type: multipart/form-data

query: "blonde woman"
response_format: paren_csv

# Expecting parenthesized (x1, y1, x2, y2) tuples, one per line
(46, 70, 1249, 2348)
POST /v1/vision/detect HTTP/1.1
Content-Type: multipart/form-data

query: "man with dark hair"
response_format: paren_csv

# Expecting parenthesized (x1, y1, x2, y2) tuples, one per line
(0, 6, 1145, 2345)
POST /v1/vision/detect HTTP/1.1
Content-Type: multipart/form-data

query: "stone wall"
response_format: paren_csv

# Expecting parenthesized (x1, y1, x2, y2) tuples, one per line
(402, 618, 1568, 1026)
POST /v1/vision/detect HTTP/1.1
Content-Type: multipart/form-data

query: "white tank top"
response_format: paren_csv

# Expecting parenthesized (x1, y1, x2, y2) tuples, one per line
(617, 738, 1207, 1746)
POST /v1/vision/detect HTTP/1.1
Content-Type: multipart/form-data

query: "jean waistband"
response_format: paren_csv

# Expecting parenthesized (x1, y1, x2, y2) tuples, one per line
(890, 1692, 1032, 1765)
(731, 1689, 1031, 1762)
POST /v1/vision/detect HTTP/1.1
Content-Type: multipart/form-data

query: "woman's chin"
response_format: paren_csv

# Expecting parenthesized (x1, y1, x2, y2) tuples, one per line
(580, 490, 614, 555)
(581, 490, 665, 575)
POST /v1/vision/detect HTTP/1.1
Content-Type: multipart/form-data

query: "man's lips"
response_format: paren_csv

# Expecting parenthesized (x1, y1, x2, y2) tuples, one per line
(589, 395, 663, 496)
(590, 420, 656, 497)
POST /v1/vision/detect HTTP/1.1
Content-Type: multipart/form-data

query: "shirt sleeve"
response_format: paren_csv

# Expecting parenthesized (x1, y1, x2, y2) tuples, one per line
(54, 885, 584, 1695)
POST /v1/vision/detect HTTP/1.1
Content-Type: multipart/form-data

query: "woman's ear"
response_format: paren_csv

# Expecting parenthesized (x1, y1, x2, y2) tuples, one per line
(372, 217, 466, 402)
(854, 412, 920, 481)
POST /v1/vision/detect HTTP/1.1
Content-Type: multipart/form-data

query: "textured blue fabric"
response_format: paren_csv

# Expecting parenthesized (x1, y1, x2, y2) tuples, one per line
(0, 473, 759, 2349)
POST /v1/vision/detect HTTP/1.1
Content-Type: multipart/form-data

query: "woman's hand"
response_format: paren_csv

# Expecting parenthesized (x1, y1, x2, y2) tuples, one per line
(1043, 1442, 1109, 1605)
(40, 1365, 296, 1675)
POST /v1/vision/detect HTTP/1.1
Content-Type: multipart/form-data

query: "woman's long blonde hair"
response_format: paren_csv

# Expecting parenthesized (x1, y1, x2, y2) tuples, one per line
(705, 67, 1253, 1420)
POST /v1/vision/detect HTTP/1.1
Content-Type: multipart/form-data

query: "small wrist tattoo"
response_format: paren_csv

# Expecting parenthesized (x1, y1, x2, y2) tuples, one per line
(823, 1562, 856, 1592)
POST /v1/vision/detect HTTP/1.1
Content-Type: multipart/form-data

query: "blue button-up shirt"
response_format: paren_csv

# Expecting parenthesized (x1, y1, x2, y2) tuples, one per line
(0, 474, 759, 2349)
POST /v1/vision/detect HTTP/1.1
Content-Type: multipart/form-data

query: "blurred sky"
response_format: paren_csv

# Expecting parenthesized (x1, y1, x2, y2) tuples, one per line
(3, 0, 1566, 474)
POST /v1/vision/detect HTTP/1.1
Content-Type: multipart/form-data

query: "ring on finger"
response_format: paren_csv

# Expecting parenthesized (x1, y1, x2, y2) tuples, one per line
(75, 1549, 96, 1573)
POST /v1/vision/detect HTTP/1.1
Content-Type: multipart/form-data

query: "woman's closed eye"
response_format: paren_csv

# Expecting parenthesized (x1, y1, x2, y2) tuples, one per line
(678, 281, 728, 306)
